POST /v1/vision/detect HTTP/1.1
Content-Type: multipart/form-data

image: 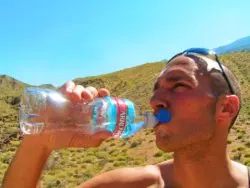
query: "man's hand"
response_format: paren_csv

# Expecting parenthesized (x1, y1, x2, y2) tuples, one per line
(59, 80, 110, 103)
(30, 80, 112, 151)
(3, 81, 112, 188)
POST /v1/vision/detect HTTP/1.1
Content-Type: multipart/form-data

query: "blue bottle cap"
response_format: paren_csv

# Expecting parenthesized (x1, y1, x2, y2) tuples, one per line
(156, 109, 171, 123)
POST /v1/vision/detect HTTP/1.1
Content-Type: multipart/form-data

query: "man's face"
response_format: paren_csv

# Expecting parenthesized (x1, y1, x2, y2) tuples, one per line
(150, 55, 217, 152)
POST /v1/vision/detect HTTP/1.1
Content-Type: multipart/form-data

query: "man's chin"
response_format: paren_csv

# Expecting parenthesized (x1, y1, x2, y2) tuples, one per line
(155, 140, 178, 153)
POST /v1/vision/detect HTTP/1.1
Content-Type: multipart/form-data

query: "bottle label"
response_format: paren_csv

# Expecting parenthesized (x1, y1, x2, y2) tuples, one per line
(112, 97, 128, 137)
(96, 102, 105, 124)
(92, 100, 106, 126)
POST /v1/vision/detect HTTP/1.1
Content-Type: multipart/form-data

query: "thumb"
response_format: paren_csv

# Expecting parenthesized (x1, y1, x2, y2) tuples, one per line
(94, 130, 113, 140)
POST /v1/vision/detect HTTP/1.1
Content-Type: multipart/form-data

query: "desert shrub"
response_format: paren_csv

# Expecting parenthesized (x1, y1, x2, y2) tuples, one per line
(95, 151, 109, 159)
(154, 151, 163, 157)
(114, 161, 127, 167)
(130, 141, 139, 148)
(232, 152, 242, 161)
(243, 158, 250, 166)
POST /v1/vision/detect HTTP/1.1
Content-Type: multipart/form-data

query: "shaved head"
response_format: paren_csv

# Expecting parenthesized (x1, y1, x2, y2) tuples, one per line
(181, 54, 242, 129)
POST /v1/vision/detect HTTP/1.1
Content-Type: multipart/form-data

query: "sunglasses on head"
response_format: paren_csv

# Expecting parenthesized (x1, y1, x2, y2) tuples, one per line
(167, 48, 234, 94)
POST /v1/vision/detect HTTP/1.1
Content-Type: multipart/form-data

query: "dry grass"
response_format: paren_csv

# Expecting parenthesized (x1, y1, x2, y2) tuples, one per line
(0, 52, 250, 187)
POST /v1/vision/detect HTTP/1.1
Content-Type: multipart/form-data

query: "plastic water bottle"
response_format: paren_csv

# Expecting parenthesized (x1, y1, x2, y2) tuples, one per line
(19, 87, 170, 138)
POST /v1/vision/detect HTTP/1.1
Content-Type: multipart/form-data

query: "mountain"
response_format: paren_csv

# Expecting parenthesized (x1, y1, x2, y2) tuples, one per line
(0, 74, 28, 92)
(0, 75, 55, 93)
(0, 75, 55, 115)
(214, 36, 250, 54)
(38, 84, 56, 89)
(0, 75, 29, 113)
(0, 52, 250, 186)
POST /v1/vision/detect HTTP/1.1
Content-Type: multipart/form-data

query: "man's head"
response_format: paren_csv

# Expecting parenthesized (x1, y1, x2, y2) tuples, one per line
(150, 48, 241, 152)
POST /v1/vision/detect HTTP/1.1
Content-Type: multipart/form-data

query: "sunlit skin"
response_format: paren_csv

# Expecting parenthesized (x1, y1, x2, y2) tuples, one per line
(150, 55, 246, 187)
(151, 56, 217, 153)
(81, 55, 246, 188)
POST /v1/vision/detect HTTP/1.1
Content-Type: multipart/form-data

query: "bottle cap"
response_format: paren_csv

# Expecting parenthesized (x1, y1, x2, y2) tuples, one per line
(156, 109, 171, 123)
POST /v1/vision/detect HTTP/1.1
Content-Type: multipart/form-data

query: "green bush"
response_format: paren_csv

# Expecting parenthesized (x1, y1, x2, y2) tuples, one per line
(154, 151, 163, 157)
(95, 151, 109, 159)
(114, 161, 127, 167)
(130, 141, 139, 148)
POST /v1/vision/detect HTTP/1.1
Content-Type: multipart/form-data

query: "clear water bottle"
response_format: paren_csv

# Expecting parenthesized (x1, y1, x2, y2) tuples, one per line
(19, 87, 167, 138)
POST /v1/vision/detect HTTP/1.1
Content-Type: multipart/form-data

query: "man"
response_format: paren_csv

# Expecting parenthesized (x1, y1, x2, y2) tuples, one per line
(3, 48, 249, 188)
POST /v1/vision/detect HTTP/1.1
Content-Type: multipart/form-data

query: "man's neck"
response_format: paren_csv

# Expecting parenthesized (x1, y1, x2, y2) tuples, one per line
(172, 139, 238, 188)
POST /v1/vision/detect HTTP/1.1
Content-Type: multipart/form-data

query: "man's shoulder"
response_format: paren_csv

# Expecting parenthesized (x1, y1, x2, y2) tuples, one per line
(157, 159, 174, 169)
(155, 159, 174, 185)
(231, 160, 249, 171)
(79, 165, 165, 188)
(230, 160, 249, 186)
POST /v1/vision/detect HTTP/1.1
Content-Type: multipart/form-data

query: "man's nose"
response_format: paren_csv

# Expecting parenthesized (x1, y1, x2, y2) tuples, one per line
(150, 93, 168, 111)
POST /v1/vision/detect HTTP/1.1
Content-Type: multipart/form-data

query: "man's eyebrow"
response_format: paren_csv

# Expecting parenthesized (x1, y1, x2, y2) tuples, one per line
(164, 69, 196, 82)
(153, 71, 196, 91)
(165, 75, 194, 83)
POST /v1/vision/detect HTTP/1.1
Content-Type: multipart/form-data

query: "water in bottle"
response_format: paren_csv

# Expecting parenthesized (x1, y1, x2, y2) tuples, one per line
(19, 87, 171, 138)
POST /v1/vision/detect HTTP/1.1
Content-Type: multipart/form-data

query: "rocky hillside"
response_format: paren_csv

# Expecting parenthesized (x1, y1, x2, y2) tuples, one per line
(0, 52, 250, 187)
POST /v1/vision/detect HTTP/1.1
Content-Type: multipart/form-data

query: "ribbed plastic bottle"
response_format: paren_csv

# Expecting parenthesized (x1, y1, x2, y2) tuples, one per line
(19, 87, 169, 138)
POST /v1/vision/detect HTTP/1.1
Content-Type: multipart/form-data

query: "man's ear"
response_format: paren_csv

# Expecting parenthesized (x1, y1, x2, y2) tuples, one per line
(216, 95, 240, 121)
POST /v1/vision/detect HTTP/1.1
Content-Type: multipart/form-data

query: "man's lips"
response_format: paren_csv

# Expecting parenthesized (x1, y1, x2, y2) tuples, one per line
(154, 121, 167, 129)
(154, 119, 172, 130)
(153, 108, 171, 127)
(154, 121, 161, 128)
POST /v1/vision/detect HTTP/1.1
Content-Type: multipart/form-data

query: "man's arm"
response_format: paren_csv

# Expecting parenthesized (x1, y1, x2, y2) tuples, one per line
(2, 135, 52, 188)
(2, 82, 113, 187)
(3, 129, 111, 188)
(78, 165, 164, 188)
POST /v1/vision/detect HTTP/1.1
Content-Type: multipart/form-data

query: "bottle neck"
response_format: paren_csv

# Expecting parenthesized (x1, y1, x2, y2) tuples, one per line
(143, 112, 159, 128)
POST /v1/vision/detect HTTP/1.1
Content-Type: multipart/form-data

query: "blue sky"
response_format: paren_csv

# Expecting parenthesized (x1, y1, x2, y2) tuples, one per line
(0, 0, 249, 86)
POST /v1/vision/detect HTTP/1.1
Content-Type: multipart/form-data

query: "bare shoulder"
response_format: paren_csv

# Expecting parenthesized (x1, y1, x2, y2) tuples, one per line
(231, 160, 249, 186)
(157, 159, 174, 167)
(231, 160, 248, 174)
(78, 165, 165, 188)
(156, 159, 174, 186)
(157, 159, 174, 176)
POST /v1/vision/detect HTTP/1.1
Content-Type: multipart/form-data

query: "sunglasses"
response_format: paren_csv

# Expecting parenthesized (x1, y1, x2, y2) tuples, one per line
(167, 48, 234, 94)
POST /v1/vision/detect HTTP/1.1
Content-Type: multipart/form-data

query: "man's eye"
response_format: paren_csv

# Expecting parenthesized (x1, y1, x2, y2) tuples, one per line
(173, 83, 186, 88)
(173, 83, 189, 92)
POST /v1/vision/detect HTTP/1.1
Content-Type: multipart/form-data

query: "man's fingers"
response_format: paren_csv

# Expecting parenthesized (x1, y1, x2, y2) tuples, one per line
(98, 88, 110, 97)
(86, 86, 98, 98)
(69, 130, 112, 148)
(59, 81, 75, 94)
(94, 130, 113, 139)
(72, 85, 85, 102)
(81, 88, 94, 101)
(59, 82, 110, 102)
(81, 87, 110, 101)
